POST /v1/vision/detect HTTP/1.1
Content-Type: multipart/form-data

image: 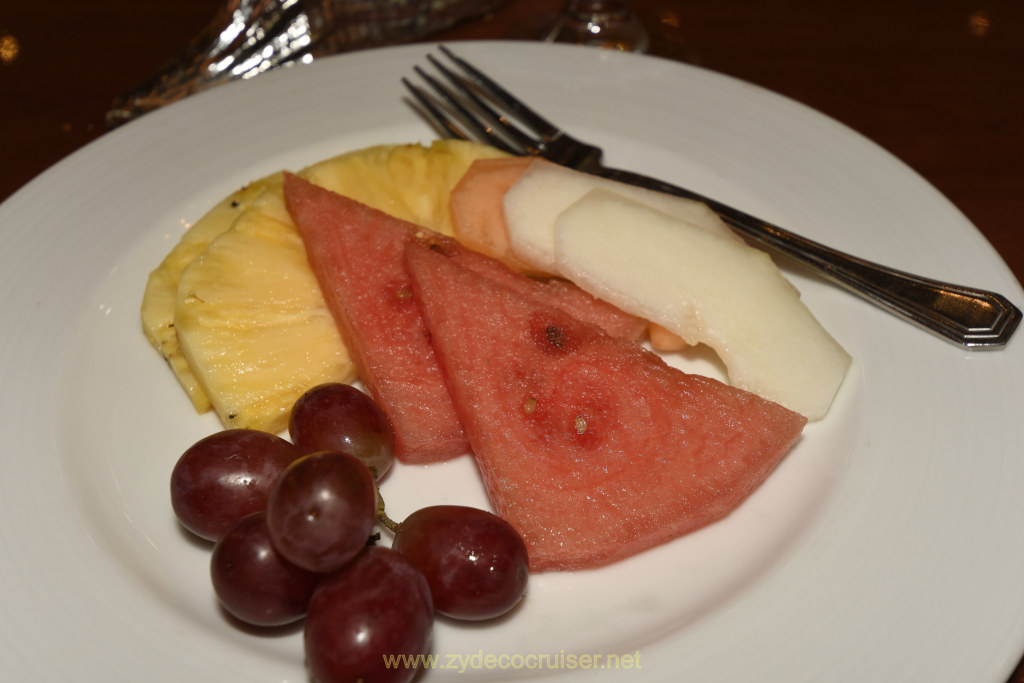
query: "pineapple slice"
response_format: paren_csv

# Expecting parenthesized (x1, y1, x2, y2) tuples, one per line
(175, 190, 356, 433)
(158, 140, 507, 432)
(140, 173, 282, 411)
(300, 140, 508, 235)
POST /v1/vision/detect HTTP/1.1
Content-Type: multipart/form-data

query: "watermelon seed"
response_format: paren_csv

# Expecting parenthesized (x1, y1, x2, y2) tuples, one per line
(523, 397, 537, 414)
(574, 416, 588, 434)
(545, 325, 565, 348)
(395, 287, 413, 300)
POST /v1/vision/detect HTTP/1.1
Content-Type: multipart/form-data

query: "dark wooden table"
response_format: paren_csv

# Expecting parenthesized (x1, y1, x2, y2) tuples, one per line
(3, 0, 1023, 679)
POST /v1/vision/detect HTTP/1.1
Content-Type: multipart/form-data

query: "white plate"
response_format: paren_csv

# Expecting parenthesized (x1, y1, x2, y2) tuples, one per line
(2, 40, 1023, 682)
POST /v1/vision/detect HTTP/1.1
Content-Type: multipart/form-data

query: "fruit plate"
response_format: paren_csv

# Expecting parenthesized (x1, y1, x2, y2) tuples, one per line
(1, 40, 1023, 682)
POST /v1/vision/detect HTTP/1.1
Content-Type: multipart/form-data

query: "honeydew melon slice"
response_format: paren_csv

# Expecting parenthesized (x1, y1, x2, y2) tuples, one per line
(554, 188, 850, 420)
(502, 161, 736, 274)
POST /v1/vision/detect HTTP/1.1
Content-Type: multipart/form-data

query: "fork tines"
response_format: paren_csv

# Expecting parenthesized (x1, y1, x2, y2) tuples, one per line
(403, 46, 556, 157)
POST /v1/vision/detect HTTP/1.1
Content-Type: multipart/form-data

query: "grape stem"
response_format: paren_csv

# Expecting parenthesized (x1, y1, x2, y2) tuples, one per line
(375, 485, 400, 533)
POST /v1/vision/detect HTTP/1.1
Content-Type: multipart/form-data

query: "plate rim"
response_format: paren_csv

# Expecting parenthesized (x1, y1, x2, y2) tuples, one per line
(2, 39, 1023, 683)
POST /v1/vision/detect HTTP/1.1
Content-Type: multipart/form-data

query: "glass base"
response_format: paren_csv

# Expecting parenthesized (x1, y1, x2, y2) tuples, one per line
(543, 7, 650, 53)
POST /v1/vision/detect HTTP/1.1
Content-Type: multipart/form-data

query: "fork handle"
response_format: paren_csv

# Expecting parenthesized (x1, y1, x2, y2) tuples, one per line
(598, 167, 1022, 349)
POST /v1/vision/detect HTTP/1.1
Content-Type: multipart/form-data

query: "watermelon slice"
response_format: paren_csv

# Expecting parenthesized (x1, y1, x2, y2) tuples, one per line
(404, 242, 807, 571)
(283, 173, 646, 463)
(415, 236, 647, 343)
(284, 173, 467, 462)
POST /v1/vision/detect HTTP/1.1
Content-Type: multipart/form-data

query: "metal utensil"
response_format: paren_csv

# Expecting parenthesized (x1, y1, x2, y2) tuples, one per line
(403, 46, 1021, 349)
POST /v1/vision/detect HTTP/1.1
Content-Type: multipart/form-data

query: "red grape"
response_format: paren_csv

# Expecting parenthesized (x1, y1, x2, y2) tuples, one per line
(210, 512, 320, 627)
(265, 451, 377, 573)
(289, 383, 395, 480)
(171, 429, 301, 541)
(392, 505, 529, 620)
(305, 546, 433, 683)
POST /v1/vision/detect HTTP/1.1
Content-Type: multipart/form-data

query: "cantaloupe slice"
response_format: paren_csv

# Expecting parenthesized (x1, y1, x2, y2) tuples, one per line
(449, 156, 538, 274)
(647, 323, 688, 352)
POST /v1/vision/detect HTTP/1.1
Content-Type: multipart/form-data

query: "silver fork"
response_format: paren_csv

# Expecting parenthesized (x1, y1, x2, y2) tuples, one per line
(403, 46, 1021, 350)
